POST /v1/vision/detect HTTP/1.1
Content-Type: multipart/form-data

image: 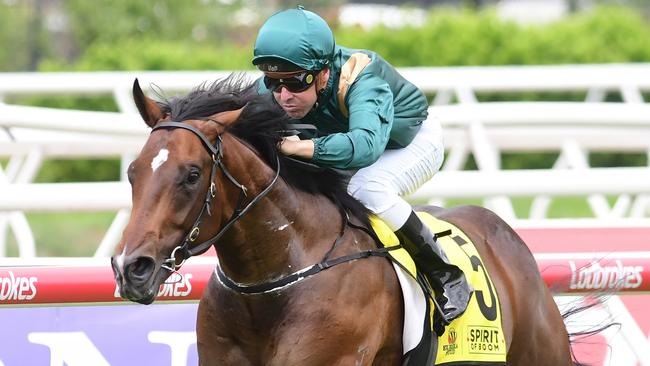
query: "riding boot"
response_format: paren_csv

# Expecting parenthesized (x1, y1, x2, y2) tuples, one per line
(395, 211, 472, 324)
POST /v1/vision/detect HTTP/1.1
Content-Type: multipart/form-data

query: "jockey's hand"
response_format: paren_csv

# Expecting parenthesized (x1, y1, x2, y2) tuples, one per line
(278, 136, 315, 159)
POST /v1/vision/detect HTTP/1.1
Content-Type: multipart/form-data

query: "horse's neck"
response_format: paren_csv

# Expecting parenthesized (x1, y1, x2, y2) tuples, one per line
(214, 136, 344, 286)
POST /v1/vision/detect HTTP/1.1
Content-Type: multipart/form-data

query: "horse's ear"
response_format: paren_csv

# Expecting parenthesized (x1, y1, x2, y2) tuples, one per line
(132, 79, 165, 128)
(210, 105, 246, 127)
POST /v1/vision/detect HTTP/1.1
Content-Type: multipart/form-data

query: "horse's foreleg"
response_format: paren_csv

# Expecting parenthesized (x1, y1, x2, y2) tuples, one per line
(269, 258, 403, 366)
(372, 346, 403, 366)
(196, 281, 256, 366)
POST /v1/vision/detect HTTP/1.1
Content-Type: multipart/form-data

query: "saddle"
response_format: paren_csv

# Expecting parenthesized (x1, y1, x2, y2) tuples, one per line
(369, 213, 507, 366)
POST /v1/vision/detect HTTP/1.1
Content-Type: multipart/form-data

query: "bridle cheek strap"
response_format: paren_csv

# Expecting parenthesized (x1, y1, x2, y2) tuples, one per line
(152, 121, 280, 272)
(180, 153, 279, 259)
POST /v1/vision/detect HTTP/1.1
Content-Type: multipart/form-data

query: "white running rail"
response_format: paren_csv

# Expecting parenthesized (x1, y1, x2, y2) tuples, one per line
(0, 64, 649, 258)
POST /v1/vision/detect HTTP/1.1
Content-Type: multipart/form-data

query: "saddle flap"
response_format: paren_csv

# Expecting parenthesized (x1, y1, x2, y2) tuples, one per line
(368, 213, 507, 365)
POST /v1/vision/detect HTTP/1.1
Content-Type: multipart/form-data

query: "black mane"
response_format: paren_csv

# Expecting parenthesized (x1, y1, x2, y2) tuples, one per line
(158, 74, 370, 226)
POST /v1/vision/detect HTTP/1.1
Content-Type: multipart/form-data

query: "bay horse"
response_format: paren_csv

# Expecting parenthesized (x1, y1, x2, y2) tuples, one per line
(111, 76, 576, 365)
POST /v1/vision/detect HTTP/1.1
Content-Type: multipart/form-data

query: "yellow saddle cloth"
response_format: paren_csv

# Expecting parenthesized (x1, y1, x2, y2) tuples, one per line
(369, 212, 507, 365)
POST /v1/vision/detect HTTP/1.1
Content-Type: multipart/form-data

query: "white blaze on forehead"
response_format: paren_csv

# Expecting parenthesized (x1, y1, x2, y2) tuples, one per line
(151, 148, 169, 172)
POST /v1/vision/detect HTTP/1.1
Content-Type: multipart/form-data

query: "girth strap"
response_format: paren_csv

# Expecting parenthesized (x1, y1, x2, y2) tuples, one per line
(216, 244, 401, 295)
(215, 206, 403, 295)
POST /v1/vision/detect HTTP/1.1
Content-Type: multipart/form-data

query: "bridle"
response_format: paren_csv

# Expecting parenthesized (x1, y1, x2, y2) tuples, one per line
(151, 121, 280, 272)
(151, 119, 401, 295)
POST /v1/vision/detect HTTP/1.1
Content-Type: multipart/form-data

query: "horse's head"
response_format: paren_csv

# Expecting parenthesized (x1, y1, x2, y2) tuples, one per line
(111, 79, 244, 304)
(111, 76, 370, 304)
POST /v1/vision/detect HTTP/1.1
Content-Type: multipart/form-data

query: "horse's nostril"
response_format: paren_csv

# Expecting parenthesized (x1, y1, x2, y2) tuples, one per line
(125, 256, 155, 284)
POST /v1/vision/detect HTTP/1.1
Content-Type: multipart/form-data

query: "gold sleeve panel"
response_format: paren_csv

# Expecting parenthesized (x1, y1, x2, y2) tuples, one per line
(337, 52, 372, 117)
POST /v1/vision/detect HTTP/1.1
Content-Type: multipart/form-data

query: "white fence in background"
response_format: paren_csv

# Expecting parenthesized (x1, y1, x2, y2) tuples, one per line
(0, 64, 649, 258)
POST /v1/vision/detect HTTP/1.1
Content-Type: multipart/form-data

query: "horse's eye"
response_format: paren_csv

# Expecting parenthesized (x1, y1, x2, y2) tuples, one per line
(186, 169, 201, 185)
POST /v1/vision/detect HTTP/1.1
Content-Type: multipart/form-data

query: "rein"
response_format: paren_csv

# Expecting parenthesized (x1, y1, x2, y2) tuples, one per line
(152, 121, 280, 272)
(152, 119, 402, 295)
(215, 214, 402, 295)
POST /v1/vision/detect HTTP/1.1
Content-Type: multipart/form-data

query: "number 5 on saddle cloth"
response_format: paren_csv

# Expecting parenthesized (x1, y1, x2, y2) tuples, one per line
(370, 212, 507, 366)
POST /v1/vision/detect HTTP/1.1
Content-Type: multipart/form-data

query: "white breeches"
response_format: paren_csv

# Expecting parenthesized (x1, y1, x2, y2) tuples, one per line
(347, 117, 444, 231)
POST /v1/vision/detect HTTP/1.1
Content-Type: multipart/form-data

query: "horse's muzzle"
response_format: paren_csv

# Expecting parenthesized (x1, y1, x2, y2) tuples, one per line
(111, 256, 158, 304)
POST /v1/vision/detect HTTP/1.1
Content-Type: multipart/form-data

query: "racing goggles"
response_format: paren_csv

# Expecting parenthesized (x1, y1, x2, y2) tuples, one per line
(263, 70, 317, 93)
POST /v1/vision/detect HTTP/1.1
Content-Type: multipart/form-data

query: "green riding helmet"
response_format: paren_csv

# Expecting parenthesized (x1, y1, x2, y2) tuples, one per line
(252, 7, 335, 72)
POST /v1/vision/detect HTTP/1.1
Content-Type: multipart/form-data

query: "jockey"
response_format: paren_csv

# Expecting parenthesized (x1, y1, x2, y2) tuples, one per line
(252, 6, 471, 323)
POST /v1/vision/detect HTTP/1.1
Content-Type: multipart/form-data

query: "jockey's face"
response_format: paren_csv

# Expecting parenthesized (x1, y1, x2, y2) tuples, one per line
(272, 68, 330, 119)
